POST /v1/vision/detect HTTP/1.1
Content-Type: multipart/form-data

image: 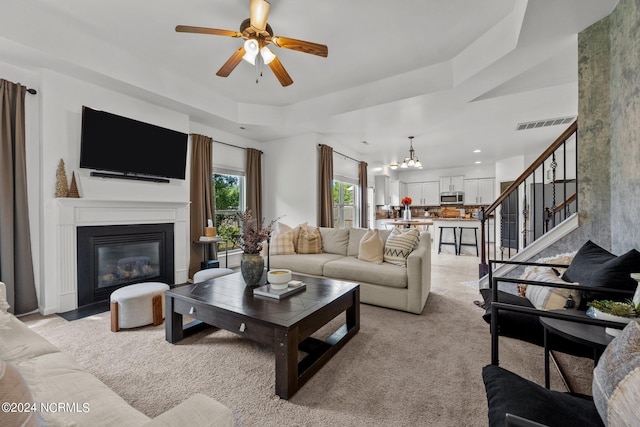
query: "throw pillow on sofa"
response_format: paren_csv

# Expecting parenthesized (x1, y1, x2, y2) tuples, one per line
(358, 229, 384, 264)
(592, 321, 640, 426)
(270, 230, 295, 255)
(519, 252, 580, 310)
(277, 222, 304, 252)
(297, 225, 323, 254)
(561, 240, 640, 303)
(384, 227, 420, 266)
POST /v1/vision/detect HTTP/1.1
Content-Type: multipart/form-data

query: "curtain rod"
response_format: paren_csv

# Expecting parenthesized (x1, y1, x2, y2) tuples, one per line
(213, 139, 262, 154)
(27, 88, 37, 94)
(318, 144, 360, 163)
(191, 135, 262, 154)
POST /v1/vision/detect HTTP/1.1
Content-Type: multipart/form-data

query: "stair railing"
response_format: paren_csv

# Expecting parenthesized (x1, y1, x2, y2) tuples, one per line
(479, 121, 578, 277)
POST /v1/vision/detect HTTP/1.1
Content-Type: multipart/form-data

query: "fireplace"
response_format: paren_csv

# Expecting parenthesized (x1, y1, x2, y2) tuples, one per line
(77, 223, 174, 307)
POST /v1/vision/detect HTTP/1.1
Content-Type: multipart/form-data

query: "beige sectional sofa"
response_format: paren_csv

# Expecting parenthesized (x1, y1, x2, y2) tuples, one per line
(0, 282, 233, 427)
(269, 227, 431, 314)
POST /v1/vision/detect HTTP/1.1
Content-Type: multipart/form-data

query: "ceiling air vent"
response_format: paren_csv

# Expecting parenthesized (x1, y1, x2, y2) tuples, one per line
(516, 116, 575, 131)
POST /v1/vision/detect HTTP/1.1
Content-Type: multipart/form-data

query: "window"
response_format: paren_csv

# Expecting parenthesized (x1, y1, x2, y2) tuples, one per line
(213, 172, 245, 251)
(333, 179, 359, 229)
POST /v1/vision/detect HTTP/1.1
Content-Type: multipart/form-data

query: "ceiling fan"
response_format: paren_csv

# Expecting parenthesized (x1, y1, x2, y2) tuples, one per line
(176, 0, 328, 87)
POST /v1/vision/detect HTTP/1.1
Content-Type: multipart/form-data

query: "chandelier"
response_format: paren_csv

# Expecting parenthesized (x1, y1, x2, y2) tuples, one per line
(390, 136, 422, 169)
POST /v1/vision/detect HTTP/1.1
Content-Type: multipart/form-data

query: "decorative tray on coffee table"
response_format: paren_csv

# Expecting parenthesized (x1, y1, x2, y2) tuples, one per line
(253, 282, 306, 300)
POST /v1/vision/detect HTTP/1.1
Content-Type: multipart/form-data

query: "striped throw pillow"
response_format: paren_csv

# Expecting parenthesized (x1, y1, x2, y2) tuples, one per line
(383, 227, 420, 266)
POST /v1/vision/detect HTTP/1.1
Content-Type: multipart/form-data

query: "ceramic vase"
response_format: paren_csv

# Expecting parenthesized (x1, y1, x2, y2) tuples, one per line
(241, 253, 264, 287)
(403, 207, 411, 221)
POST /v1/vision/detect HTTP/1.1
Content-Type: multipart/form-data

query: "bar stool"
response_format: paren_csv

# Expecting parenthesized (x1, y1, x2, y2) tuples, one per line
(438, 226, 459, 255)
(458, 226, 479, 256)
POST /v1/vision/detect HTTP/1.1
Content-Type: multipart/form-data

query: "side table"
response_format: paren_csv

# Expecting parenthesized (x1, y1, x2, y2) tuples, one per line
(193, 237, 229, 268)
(540, 311, 613, 389)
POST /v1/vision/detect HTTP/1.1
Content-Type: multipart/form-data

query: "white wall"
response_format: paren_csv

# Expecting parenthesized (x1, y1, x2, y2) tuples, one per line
(36, 70, 195, 312)
(495, 155, 525, 188)
(1, 67, 259, 312)
(263, 133, 319, 227)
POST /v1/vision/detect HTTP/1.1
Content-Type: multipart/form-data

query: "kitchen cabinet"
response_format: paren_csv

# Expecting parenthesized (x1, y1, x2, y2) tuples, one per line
(464, 178, 495, 205)
(388, 180, 405, 206)
(422, 181, 440, 205)
(374, 175, 390, 205)
(406, 181, 440, 205)
(406, 182, 423, 205)
(440, 175, 464, 192)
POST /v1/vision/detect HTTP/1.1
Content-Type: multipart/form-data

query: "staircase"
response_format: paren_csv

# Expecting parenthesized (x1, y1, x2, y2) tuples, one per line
(478, 121, 578, 281)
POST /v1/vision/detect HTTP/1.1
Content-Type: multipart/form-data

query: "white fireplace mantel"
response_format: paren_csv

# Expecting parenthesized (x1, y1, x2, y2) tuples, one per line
(48, 199, 189, 314)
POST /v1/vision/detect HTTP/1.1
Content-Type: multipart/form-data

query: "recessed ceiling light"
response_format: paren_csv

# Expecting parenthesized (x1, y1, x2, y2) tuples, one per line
(475, 161, 482, 164)
(473, 149, 481, 153)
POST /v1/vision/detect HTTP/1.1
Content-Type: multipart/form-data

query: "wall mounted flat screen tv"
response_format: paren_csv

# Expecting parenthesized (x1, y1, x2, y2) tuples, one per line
(80, 106, 188, 180)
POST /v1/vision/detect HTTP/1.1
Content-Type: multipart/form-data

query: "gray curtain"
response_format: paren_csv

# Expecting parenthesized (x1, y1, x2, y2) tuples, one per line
(188, 134, 214, 278)
(0, 79, 37, 314)
(245, 148, 262, 223)
(359, 161, 368, 228)
(319, 144, 334, 227)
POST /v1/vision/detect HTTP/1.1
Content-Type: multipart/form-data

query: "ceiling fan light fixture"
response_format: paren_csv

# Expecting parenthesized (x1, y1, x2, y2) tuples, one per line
(242, 39, 260, 64)
(260, 47, 275, 64)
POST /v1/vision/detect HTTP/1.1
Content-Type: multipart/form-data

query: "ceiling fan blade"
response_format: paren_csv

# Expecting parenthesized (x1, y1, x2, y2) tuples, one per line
(268, 56, 293, 87)
(271, 36, 328, 57)
(250, 0, 270, 31)
(216, 47, 246, 77)
(175, 25, 242, 38)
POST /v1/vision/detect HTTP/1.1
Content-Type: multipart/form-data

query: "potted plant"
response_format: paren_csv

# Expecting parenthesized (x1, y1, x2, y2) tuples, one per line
(587, 299, 640, 336)
(237, 210, 278, 287)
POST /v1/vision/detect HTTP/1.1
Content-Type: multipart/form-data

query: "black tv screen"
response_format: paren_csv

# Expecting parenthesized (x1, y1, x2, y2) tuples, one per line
(80, 106, 188, 180)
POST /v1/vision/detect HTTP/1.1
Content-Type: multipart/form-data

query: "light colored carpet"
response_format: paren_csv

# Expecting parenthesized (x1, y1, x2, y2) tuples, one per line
(21, 254, 590, 426)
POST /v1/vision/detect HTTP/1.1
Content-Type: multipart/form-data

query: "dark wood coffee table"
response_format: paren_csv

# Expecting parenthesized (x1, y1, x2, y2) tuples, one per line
(165, 272, 360, 399)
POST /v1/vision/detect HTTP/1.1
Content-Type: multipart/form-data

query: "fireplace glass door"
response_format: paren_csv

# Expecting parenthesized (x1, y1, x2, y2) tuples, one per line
(77, 223, 174, 307)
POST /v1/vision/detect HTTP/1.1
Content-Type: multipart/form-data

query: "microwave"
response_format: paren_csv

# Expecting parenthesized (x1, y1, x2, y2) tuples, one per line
(440, 191, 464, 205)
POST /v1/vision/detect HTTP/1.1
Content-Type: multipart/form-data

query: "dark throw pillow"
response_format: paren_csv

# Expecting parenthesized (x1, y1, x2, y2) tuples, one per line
(561, 241, 640, 303)
(483, 365, 603, 427)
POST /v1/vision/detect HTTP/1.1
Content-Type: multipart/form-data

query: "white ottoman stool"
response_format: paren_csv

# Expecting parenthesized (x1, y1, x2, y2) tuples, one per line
(110, 282, 170, 332)
(193, 268, 235, 283)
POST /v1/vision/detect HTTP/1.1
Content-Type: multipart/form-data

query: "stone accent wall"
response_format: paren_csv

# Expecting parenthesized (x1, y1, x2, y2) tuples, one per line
(534, 0, 639, 258)
(609, 0, 640, 254)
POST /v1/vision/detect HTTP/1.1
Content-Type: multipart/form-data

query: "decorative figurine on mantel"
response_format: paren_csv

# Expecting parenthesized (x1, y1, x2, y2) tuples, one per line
(68, 171, 80, 198)
(55, 158, 69, 197)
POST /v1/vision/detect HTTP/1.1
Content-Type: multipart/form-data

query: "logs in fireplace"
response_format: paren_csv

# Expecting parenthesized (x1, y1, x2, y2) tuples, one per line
(77, 223, 174, 307)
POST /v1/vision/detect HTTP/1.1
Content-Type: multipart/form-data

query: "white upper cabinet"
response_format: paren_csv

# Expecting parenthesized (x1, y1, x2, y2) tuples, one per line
(440, 175, 464, 192)
(464, 178, 495, 205)
(405, 181, 439, 205)
(405, 182, 423, 205)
